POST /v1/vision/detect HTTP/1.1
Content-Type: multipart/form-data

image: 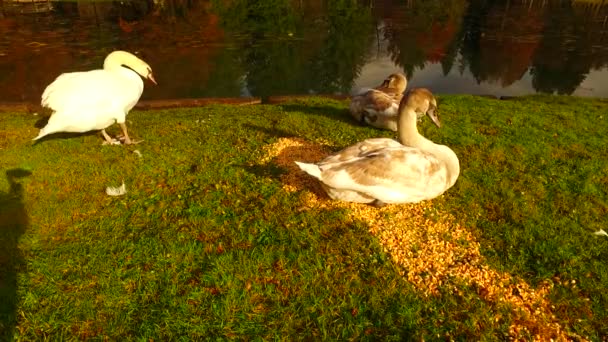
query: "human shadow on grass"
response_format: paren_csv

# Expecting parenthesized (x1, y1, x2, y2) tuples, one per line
(0, 169, 31, 341)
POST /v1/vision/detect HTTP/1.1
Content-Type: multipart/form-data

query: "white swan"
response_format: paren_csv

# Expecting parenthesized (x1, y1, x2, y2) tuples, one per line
(296, 88, 459, 206)
(349, 73, 407, 131)
(33, 51, 156, 145)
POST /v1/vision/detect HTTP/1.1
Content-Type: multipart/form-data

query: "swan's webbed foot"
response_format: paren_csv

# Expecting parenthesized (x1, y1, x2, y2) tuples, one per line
(117, 122, 143, 145)
(101, 129, 121, 145)
(117, 135, 144, 145)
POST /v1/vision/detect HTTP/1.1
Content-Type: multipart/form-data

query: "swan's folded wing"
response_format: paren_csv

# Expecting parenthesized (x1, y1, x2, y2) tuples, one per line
(41, 72, 88, 108)
(349, 91, 370, 121)
(41, 70, 141, 113)
(362, 90, 398, 114)
(375, 85, 404, 101)
(319, 138, 401, 165)
(319, 147, 449, 203)
(350, 89, 398, 121)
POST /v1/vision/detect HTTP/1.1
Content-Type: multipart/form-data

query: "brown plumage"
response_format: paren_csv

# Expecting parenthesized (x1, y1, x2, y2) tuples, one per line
(349, 73, 408, 131)
(375, 73, 408, 99)
(296, 88, 459, 205)
(402, 87, 439, 127)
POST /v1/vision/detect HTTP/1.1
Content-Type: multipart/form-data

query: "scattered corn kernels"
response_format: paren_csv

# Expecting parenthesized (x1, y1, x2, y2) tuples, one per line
(261, 138, 587, 341)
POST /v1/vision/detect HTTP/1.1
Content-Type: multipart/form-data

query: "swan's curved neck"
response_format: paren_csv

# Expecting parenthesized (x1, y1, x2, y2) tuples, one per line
(398, 107, 460, 186)
(104, 54, 127, 70)
(397, 108, 427, 147)
(103, 51, 141, 72)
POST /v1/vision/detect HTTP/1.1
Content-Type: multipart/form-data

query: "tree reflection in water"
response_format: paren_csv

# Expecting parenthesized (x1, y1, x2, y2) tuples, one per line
(379, 0, 468, 80)
(530, 1, 602, 95)
(212, 0, 373, 98)
(213, 0, 308, 97)
(0, 0, 608, 100)
(304, 1, 373, 94)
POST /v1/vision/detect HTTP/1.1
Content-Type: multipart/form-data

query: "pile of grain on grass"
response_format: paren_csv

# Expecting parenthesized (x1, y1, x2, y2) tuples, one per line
(261, 137, 583, 341)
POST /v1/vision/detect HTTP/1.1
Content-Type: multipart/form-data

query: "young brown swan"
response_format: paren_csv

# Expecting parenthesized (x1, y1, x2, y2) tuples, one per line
(296, 88, 459, 206)
(349, 73, 407, 131)
(33, 51, 157, 145)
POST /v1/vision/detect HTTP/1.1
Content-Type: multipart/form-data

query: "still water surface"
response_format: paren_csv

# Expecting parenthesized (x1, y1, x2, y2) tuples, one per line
(1, 0, 607, 102)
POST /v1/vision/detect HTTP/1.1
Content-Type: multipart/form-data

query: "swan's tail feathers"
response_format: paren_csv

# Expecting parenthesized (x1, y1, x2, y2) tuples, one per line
(32, 128, 48, 141)
(295, 161, 322, 179)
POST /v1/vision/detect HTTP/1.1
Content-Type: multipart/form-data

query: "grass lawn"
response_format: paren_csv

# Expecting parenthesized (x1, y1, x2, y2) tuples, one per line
(0, 95, 607, 340)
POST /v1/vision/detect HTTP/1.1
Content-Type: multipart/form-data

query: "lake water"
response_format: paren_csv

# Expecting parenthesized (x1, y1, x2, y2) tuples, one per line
(1, 0, 607, 103)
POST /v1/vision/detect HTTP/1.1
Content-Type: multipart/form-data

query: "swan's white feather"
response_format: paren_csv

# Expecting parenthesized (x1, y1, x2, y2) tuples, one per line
(35, 69, 143, 139)
(33, 51, 153, 143)
(593, 229, 608, 237)
(42, 69, 143, 115)
(106, 182, 127, 196)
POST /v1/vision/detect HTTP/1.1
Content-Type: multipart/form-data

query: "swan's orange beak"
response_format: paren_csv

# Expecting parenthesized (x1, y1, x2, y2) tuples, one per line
(148, 73, 157, 85)
(428, 108, 441, 128)
(147, 67, 157, 85)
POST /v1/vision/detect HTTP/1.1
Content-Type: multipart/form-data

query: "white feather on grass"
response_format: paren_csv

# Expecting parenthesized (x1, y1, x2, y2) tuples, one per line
(593, 229, 608, 237)
(106, 182, 127, 196)
(133, 149, 143, 158)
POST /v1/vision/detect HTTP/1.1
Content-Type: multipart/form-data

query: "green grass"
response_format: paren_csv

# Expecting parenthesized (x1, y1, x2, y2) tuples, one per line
(0, 95, 607, 340)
